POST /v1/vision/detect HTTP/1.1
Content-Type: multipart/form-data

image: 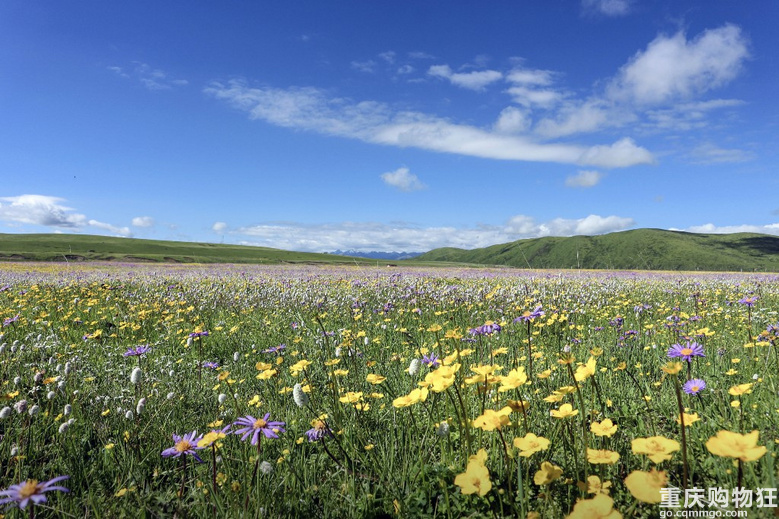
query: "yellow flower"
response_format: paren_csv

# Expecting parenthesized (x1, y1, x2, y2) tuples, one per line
(661, 362, 683, 375)
(198, 430, 228, 448)
(513, 433, 550, 457)
(577, 475, 611, 495)
(255, 369, 277, 380)
(565, 494, 622, 519)
(728, 383, 753, 396)
(533, 461, 563, 485)
(587, 448, 620, 465)
(675, 412, 700, 427)
(255, 361, 272, 371)
(705, 430, 767, 462)
(624, 469, 667, 503)
(339, 391, 363, 404)
(498, 367, 528, 392)
(392, 387, 429, 408)
(473, 409, 511, 431)
(590, 419, 618, 437)
(550, 403, 578, 419)
(365, 374, 386, 385)
(454, 448, 491, 497)
(289, 360, 311, 375)
(574, 357, 597, 382)
(631, 436, 680, 464)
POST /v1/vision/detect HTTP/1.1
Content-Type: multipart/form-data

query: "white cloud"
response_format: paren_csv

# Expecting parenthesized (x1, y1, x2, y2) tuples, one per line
(132, 216, 155, 228)
(205, 80, 654, 168)
(231, 214, 635, 253)
(351, 60, 376, 73)
(493, 107, 531, 134)
(645, 99, 745, 131)
(378, 51, 396, 64)
(565, 170, 603, 188)
(212, 222, 228, 233)
(688, 143, 754, 164)
(685, 223, 779, 236)
(428, 65, 503, 91)
(0, 195, 131, 236)
(110, 62, 188, 91)
(607, 25, 749, 106)
(380, 167, 426, 192)
(582, 0, 633, 17)
(0, 195, 87, 228)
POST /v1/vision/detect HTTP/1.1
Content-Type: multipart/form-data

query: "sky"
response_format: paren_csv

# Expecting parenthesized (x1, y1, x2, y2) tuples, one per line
(1, 0, 778, 253)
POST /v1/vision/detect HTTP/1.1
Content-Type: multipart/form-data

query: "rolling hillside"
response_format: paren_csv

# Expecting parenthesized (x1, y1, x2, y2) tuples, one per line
(417, 229, 779, 272)
(0, 233, 376, 265)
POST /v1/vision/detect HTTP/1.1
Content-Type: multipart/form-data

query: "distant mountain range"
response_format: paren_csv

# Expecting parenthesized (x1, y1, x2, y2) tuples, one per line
(327, 250, 422, 260)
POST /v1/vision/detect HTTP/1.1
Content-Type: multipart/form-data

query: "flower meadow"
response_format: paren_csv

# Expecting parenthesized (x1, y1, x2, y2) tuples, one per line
(0, 262, 778, 518)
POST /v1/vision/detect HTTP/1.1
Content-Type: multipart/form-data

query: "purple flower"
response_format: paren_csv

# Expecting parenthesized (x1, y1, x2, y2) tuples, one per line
(683, 379, 706, 395)
(232, 413, 286, 445)
(2, 315, 20, 327)
(0, 475, 69, 510)
(123, 345, 150, 357)
(305, 419, 333, 442)
(468, 322, 502, 336)
(513, 306, 545, 323)
(161, 431, 205, 462)
(189, 331, 209, 338)
(421, 353, 440, 368)
(667, 341, 705, 362)
(202, 361, 220, 369)
(738, 297, 758, 307)
(263, 344, 286, 354)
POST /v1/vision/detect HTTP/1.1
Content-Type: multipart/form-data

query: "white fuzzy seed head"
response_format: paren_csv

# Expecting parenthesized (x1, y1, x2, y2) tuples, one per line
(293, 383, 308, 408)
(130, 367, 143, 385)
(408, 359, 421, 377)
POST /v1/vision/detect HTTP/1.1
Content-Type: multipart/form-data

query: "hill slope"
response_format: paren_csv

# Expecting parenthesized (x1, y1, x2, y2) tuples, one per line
(0, 233, 377, 265)
(418, 229, 779, 271)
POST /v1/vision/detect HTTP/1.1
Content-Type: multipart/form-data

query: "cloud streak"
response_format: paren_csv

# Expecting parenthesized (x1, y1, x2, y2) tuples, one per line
(205, 81, 654, 168)
(380, 167, 426, 192)
(232, 214, 635, 253)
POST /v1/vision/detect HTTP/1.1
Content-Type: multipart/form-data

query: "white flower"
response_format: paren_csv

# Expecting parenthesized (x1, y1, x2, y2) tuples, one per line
(233, 352, 240, 362)
(13, 376, 21, 386)
(259, 461, 274, 475)
(293, 383, 308, 408)
(125, 410, 134, 420)
(136, 398, 146, 415)
(436, 421, 450, 437)
(46, 391, 56, 400)
(0, 406, 11, 419)
(130, 367, 143, 385)
(13, 400, 27, 414)
(58, 421, 71, 434)
(218, 393, 228, 404)
(28, 404, 40, 416)
(166, 392, 175, 400)
(63, 404, 72, 416)
(408, 359, 421, 377)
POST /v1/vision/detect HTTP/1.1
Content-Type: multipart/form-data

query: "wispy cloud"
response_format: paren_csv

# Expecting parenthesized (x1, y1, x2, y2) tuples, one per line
(582, 0, 633, 17)
(428, 64, 503, 91)
(380, 167, 426, 192)
(131, 216, 155, 228)
(109, 62, 188, 91)
(0, 195, 131, 236)
(565, 170, 603, 188)
(205, 80, 654, 168)
(683, 223, 779, 235)
(231, 213, 635, 253)
(688, 143, 754, 164)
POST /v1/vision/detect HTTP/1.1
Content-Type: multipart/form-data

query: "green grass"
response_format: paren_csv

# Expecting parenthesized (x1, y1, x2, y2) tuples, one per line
(418, 229, 779, 272)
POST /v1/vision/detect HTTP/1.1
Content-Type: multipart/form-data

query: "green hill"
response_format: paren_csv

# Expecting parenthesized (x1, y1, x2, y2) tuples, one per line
(0, 233, 376, 265)
(417, 229, 779, 272)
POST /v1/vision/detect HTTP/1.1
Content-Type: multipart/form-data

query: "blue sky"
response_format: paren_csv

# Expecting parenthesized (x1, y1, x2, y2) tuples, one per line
(2, 0, 778, 252)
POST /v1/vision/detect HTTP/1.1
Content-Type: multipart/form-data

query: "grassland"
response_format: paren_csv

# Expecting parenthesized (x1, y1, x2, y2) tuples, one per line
(419, 229, 779, 272)
(0, 263, 777, 517)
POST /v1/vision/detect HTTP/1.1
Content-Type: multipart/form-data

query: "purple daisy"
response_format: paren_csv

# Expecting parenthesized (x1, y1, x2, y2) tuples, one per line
(122, 345, 151, 357)
(263, 343, 286, 354)
(0, 475, 69, 510)
(161, 431, 205, 462)
(667, 341, 705, 362)
(189, 330, 209, 338)
(421, 353, 440, 368)
(514, 305, 545, 323)
(232, 413, 286, 445)
(683, 378, 706, 395)
(202, 361, 219, 369)
(305, 419, 333, 442)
